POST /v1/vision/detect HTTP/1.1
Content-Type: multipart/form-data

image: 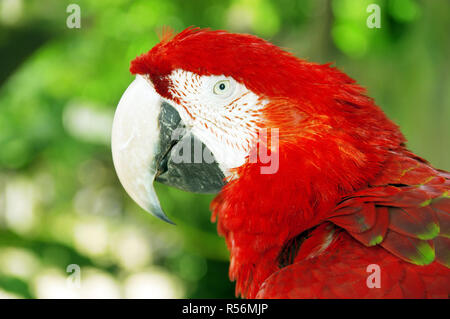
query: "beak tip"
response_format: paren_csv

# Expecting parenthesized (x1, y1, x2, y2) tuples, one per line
(154, 211, 176, 225)
(144, 203, 176, 225)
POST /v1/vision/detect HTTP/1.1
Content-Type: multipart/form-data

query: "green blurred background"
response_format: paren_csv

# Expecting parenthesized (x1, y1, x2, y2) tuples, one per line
(0, 0, 448, 298)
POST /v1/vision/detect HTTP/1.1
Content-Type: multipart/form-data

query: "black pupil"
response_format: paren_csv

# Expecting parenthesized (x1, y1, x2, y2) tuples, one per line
(219, 83, 226, 90)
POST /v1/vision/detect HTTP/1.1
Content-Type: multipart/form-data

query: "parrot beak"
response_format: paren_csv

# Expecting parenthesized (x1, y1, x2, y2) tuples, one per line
(111, 75, 225, 224)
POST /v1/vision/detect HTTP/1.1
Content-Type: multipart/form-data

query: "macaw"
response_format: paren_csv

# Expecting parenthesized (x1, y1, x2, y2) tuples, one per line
(111, 27, 449, 298)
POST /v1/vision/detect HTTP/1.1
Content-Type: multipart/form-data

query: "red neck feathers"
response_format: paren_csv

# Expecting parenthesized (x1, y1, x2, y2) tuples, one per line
(212, 95, 403, 297)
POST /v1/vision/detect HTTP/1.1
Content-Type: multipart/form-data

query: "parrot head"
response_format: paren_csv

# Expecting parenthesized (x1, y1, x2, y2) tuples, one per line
(111, 27, 403, 224)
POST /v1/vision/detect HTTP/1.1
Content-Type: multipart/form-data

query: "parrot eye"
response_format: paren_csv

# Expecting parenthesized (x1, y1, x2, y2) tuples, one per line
(213, 80, 232, 96)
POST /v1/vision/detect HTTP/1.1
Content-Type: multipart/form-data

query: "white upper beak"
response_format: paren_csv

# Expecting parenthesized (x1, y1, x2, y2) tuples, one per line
(111, 75, 173, 223)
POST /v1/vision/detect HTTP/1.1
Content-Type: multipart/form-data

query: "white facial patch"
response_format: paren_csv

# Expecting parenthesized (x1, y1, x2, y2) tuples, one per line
(164, 69, 267, 176)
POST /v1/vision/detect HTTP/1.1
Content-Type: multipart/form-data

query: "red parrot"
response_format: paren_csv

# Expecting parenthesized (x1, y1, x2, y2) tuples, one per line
(111, 27, 450, 298)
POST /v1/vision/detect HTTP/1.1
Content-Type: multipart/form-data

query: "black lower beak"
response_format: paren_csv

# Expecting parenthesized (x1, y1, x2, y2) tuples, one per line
(155, 102, 226, 194)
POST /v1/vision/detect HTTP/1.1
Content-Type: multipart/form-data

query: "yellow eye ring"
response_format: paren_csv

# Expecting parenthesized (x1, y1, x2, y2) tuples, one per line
(213, 80, 230, 95)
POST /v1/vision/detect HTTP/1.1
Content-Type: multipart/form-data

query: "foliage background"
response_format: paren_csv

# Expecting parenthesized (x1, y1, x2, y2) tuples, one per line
(0, 0, 448, 298)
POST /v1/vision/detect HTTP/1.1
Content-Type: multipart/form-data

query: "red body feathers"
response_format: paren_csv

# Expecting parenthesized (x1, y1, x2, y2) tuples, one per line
(131, 28, 450, 298)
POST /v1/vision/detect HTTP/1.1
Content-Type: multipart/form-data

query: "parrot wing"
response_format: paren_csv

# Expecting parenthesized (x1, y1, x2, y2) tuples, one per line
(256, 150, 449, 299)
(256, 230, 449, 298)
(329, 150, 449, 268)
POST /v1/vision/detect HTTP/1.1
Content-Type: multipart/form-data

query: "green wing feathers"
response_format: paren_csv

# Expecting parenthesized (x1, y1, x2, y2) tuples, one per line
(330, 151, 450, 268)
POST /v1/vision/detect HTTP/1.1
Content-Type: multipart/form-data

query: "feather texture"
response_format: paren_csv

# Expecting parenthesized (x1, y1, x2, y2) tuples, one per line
(331, 151, 449, 269)
(257, 232, 449, 298)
